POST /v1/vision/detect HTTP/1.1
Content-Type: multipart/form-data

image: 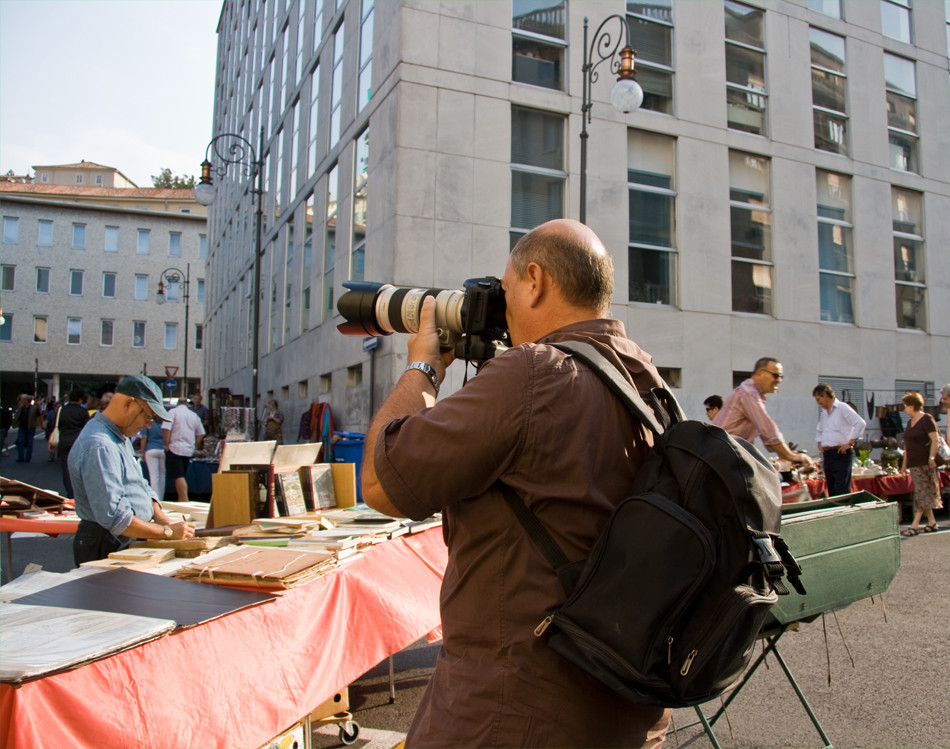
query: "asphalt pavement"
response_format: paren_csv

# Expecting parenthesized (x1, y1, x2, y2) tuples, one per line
(2, 430, 948, 749)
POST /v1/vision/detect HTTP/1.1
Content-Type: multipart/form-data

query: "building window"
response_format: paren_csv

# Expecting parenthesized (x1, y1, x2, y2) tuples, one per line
(809, 0, 841, 18)
(95, 174, 103, 186)
(729, 151, 772, 315)
(72, 223, 86, 250)
(198, 233, 207, 259)
(294, 0, 306, 86)
(302, 192, 314, 333)
(67, 318, 82, 345)
(164, 322, 178, 350)
(75, 174, 83, 184)
(307, 63, 321, 175)
(196, 278, 205, 303)
(626, 0, 674, 114)
(510, 107, 566, 245)
(892, 187, 926, 330)
(195, 323, 203, 350)
(358, 0, 374, 111)
(33, 316, 47, 343)
(290, 101, 301, 199)
(352, 127, 369, 282)
(168, 231, 182, 257)
(324, 164, 339, 321)
(134, 274, 149, 300)
(881, 0, 912, 43)
(137, 229, 151, 254)
(69, 270, 84, 296)
(36, 267, 50, 293)
(628, 129, 677, 306)
(133, 321, 146, 348)
(0, 313, 11, 342)
(100, 320, 114, 347)
(816, 170, 854, 324)
(329, 23, 345, 147)
(810, 28, 848, 155)
(1, 265, 14, 292)
(103, 272, 117, 298)
(38, 220, 53, 246)
(725, 0, 767, 135)
(105, 226, 119, 252)
(884, 53, 918, 174)
(512, 0, 565, 91)
(3, 216, 19, 244)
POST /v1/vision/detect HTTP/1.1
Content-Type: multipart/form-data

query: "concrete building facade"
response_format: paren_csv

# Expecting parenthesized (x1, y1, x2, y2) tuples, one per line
(0, 172, 208, 404)
(203, 0, 949, 450)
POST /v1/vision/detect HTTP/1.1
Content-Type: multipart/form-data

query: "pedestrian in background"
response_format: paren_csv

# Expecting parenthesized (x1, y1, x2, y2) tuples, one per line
(713, 358, 813, 467)
(163, 398, 205, 502)
(139, 418, 167, 501)
(263, 400, 285, 444)
(813, 383, 866, 497)
(0, 405, 13, 459)
(57, 389, 90, 498)
(900, 391, 941, 536)
(704, 394, 722, 421)
(12, 394, 39, 463)
(44, 399, 59, 461)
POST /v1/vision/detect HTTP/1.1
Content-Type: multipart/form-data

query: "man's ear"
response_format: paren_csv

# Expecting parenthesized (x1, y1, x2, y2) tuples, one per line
(524, 262, 545, 307)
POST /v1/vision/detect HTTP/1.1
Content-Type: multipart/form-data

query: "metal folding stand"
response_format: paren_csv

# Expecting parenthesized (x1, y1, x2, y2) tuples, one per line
(680, 625, 834, 749)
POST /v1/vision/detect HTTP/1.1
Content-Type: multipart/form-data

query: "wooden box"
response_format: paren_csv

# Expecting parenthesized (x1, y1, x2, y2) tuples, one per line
(767, 492, 900, 626)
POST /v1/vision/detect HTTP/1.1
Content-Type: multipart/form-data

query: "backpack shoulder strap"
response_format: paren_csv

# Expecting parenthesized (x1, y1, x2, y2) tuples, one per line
(549, 340, 685, 434)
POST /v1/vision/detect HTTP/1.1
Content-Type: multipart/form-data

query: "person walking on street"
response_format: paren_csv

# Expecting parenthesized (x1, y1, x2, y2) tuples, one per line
(190, 393, 212, 431)
(900, 391, 942, 536)
(12, 394, 39, 463)
(713, 358, 814, 468)
(70, 375, 195, 564)
(813, 383, 866, 497)
(362, 218, 672, 748)
(57, 389, 91, 498)
(163, 397, 205, 502)
(263, 400, 285, 444)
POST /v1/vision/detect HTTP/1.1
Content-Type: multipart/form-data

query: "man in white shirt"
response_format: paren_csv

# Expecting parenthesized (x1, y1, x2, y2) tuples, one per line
(813, 383, 866, 497)
(162, 398, 206, 502)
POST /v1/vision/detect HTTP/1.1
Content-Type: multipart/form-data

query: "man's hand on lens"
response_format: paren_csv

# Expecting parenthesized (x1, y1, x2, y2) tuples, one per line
(408, 297, 455, 380)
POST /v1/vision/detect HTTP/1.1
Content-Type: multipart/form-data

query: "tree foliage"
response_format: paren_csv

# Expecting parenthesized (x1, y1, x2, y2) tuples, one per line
(151, 168, 196, 189)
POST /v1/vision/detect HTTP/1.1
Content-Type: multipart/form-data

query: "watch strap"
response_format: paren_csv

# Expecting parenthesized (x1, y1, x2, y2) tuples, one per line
(406, 361, 440, 395)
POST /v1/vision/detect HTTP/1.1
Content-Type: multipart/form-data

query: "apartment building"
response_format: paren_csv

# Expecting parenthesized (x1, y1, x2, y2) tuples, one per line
(202, 0, 949, 448)
(0, 164, 208, 404)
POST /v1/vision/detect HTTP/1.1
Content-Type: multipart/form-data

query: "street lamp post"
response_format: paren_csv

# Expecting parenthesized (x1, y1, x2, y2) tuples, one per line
(155, 264, 190, 396)
(194, 129, 264, 436)
(579, 15, 644, 225)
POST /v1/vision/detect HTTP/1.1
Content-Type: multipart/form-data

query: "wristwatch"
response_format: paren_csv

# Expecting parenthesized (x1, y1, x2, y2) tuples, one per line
(406, 361, 440, 395)
(163, 525, 174, 539)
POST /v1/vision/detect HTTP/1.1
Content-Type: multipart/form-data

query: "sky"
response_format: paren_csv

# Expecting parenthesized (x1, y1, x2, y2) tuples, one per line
(0, 0, 223, 187)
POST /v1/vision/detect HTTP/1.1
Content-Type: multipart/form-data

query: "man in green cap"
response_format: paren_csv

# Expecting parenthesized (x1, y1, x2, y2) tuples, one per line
(70, 375, 195, 564)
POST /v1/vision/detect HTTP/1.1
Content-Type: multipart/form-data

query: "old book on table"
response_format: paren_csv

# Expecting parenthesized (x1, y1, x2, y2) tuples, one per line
(175, 546, 335, 589)
(275, 470, 308, 516)
(301, 464, 336, 510)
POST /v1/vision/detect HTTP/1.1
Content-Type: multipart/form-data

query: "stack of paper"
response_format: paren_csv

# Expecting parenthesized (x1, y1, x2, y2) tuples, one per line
(175, 546, 336, 589)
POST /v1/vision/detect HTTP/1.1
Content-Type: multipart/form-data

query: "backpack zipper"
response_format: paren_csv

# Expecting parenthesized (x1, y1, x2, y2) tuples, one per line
(680, 649, 698, 675)
(535, 615, 553, 636)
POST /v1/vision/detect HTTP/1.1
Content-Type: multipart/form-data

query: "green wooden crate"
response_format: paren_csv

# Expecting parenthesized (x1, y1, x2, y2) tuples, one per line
(767, 493, 900, 626)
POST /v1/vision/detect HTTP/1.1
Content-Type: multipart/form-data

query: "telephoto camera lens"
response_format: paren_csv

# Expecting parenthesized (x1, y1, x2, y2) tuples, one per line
(337, 282, 465, 345)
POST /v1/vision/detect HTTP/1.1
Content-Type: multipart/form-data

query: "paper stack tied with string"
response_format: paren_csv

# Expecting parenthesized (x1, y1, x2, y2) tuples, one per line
(174, 545, 336, 589)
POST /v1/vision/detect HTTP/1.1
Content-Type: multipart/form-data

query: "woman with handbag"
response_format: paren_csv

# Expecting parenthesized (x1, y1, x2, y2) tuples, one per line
(900, 391, 942, 536)
(46, 400, 60, 461)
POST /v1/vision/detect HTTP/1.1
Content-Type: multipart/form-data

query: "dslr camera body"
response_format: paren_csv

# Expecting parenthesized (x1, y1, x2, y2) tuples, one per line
(337, 277, 510, 362)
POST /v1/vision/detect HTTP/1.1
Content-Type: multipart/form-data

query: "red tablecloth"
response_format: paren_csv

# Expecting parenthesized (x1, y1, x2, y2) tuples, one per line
(795, 469, 950, 501)
(0, 514, 79, 537)
(0, 527, 448, 749)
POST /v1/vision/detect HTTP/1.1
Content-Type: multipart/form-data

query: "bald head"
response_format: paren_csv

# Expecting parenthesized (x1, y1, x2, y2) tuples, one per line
(510, 219, 614, 315)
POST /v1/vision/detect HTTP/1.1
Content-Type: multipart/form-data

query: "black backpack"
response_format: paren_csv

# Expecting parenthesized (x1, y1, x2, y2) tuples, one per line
(502, 340, 805, 708)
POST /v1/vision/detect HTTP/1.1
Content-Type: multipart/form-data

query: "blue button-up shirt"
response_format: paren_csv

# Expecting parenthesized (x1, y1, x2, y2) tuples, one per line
(69, 412, 157, 535)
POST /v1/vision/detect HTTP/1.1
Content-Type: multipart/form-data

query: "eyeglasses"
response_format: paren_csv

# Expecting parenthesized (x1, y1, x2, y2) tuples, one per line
(761, 370, 784, 381)
(133, 400, 155, 422)
(705, 407, 715, 413)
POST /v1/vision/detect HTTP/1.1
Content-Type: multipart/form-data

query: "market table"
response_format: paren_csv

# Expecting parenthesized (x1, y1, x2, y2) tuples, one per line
(0, 527, 448, 749)
(0, 511, 80, 584)
(794, 469, 949, 501)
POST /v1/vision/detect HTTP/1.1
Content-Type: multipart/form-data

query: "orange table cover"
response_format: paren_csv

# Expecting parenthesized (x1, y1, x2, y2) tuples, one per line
(0, 527, 447, 749)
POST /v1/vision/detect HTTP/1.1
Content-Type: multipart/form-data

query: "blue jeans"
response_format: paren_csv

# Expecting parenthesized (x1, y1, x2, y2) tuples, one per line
(15, 427, 34, 461)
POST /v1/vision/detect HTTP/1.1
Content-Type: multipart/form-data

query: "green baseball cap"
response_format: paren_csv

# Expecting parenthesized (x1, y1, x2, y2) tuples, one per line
(115, 375, 171, 422)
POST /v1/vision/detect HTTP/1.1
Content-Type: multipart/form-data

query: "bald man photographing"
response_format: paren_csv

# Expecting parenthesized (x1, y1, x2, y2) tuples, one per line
(362, 219, 671, 748)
